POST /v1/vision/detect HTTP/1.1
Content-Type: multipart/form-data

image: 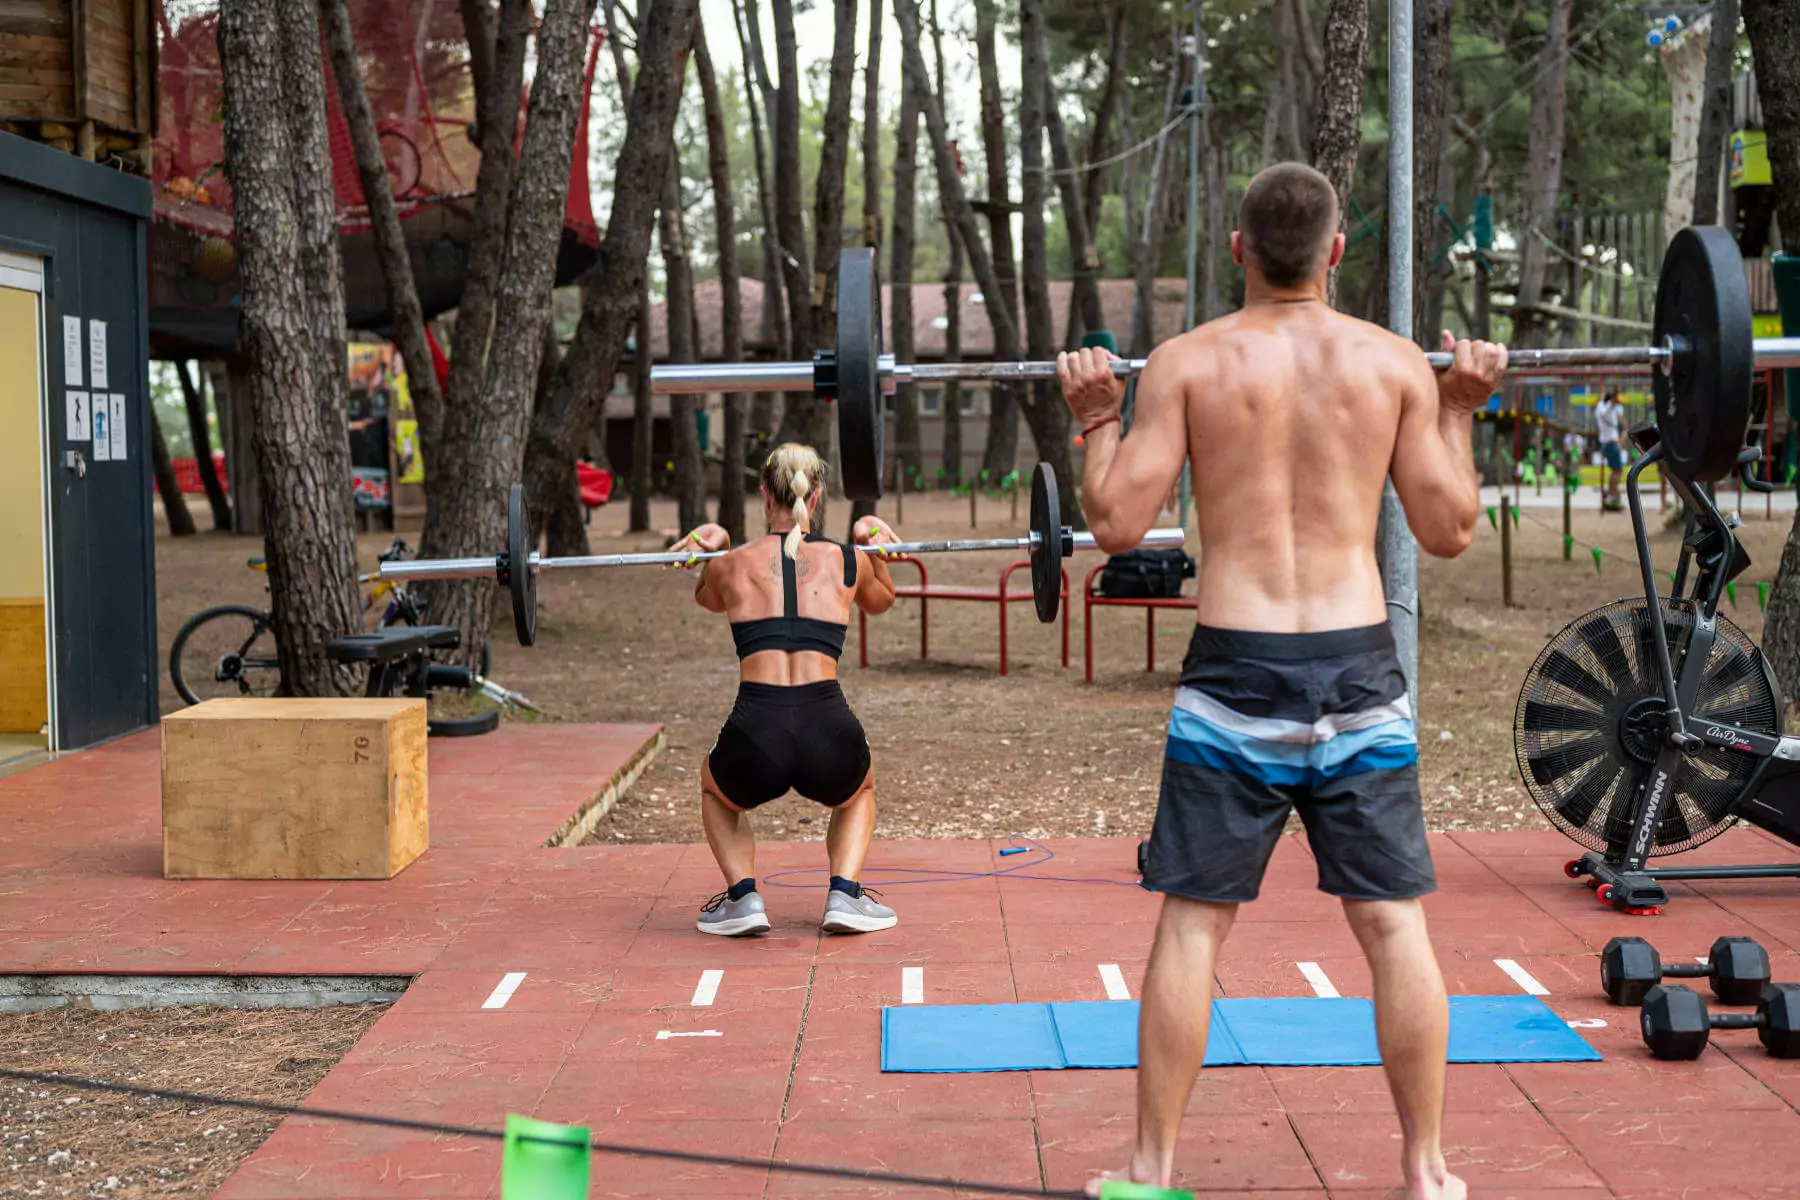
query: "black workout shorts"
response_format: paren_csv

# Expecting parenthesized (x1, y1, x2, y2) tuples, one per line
(1142, 623, 1435, 904)
(707, 680, 871, 809)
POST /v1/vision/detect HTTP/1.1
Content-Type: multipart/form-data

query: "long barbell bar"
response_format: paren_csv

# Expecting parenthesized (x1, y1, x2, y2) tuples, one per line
(379, 526, 1188, 583)
(650, 338, 1800, 395)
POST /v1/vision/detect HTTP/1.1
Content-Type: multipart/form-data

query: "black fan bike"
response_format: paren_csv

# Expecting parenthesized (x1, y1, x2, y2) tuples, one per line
(1515, 427, 1800, 913)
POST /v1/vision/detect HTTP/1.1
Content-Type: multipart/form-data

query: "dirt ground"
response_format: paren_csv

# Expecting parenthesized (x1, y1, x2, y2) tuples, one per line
(150, 485, 1797, 848)
(0, 1005, 385, 1197)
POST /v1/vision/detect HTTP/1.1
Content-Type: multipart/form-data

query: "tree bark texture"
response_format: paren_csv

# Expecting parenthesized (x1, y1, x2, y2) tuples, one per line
(731, 0, 784, 435)
(1410, 0, 1453, 345)
(1131, 39, 1185, 358)
(179, 360, 231, 530)
(928, 0, 961, 487)
(1309, 0, 1368, 308)
(862, 0, 883, 251)
(1692, 0, 1741, 227)
(1082, 7, 1127, 255)
(1015, 0, 1075, 515)
(890, 74, 923, 487)
(459, 0, 496, 139)
(322, 0, 446, 450)
(630, 278, 654, 531)
(972, 0, 1019, 478)
(696, 18, 749, 542)
(1743, 0, 1800, 696)
(150, 407, 196, 536)
(771, 0, 813, 362)
(661, 151, 707, 534)
(523, 0, 700, 527)
(217, 0, 361, 695)
(1744, 0, 1800, 243)
(424, 0, 597, 662)
(536, 322, 590, 558)
(1512, 0, 1573, 349)
(218, 358, 262, 535)
(1043, 74, 1103, 341)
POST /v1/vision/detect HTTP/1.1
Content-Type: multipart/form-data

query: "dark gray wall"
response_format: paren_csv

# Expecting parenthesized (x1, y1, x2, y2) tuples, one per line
(0, 135, 156, 750)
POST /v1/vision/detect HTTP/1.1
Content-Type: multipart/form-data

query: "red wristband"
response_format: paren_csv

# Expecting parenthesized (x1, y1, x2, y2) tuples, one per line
(1082, 414, 1121, 438)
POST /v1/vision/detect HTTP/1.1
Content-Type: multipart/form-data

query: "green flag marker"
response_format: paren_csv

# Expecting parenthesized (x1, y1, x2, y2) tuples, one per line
(1510, 505, 1520, 528)
(501, 1115, 590, 1200)
(1486, 507, 1497, 531)
(1592, 546, 1603, 573)
(1727, 581, 1737, 608)
(1098, 1183, 1197, 1200)
(1759, 580, 1771, 612)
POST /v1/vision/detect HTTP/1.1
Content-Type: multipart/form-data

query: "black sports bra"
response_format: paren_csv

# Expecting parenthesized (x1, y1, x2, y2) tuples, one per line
(729, 534, 858, 660)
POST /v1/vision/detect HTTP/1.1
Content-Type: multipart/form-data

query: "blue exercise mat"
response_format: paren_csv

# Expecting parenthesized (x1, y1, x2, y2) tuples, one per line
(880, 994, 1600, 1073)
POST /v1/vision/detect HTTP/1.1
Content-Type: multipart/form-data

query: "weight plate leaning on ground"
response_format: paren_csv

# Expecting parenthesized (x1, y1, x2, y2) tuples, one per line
(1029, 462, 1063, 623)
(1652, 225, 1754, 483)
(836, 248, 883, 502)
(506, 483, 537, 646)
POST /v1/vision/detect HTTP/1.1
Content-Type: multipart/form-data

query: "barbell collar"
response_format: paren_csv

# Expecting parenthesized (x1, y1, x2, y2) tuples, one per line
(379, 526, 1187, 583)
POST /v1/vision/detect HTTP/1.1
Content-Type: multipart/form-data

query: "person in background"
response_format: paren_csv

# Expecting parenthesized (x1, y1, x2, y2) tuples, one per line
(1594, 390, 1626, 511)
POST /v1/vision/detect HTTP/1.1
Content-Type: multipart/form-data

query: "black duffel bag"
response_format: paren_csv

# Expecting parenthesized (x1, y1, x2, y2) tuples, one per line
(1093, 548, 1195, 599)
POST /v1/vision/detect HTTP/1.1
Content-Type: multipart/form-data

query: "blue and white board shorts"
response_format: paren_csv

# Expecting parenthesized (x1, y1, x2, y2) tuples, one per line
(1143, 623, 1435, 904)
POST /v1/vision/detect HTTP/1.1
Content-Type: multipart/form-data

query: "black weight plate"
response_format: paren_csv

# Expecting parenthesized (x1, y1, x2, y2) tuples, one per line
(1030, 462, 1062, 623)
(507, 483, 537, 646)
(1653, 225, 1753, 483)
(836, 247, 883, 501)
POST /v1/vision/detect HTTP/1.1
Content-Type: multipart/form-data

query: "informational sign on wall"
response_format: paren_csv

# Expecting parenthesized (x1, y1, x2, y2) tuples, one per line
(92, 401, 110, 461)
(66, 390, 89, 441)
(88, 319, 107, 390)
(108, 394, 126, 461)
(62, 315, 82, 386)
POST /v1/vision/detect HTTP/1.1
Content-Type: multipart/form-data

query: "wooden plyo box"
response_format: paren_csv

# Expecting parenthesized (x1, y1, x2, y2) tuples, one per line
(161, 698, 428, 880)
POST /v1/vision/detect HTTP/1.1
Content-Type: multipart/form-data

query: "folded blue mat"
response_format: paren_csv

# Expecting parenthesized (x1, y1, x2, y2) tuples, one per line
(881, 995, 1600, 1072)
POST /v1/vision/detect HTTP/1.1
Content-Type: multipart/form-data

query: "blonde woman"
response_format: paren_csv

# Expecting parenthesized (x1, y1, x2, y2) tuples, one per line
(673, 444, 900, 936)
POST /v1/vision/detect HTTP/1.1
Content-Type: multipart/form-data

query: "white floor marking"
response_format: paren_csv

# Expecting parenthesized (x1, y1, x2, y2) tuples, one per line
(481, 972, 527, 1010)
(1098, 964, 1131, 1001)
(1566, 1018, 1608, 1029)
(656, 1030, 723, 1039)
(901, 966, 925, 1005)
(1297, 962, 1340, 999)
(1494, 958, 1550, 995)
(691, 969, 724, 1007)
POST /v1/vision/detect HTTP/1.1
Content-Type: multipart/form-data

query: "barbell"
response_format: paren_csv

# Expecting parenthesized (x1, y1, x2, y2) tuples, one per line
(652, 227, 1800, 499)
(381, 463, 1186, 646)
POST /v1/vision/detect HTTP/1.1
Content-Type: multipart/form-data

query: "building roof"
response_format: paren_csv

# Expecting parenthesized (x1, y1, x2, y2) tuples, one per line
(645, 276, 1195, 361)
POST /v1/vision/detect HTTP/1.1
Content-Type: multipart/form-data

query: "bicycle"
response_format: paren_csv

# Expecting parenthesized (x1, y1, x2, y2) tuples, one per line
(168, 539, 536, 714)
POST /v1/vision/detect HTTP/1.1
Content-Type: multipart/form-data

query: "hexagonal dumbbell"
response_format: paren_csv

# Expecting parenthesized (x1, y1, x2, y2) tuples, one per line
(1600, 935, 1771, 1006)
(1640, 982, 1800, 1060)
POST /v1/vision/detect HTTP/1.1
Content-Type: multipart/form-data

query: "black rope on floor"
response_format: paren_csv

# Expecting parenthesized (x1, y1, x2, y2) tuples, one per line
(0, 1067, 1084, 1199)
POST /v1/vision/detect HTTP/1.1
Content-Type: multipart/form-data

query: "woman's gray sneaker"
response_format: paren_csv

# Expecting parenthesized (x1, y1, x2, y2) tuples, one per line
(698, 890, 772, 936)
(821, 888, 897, 933)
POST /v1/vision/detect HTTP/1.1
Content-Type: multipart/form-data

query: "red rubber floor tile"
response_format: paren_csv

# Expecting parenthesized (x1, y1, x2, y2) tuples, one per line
(1548, 1107, 1800, 1194)
(1291, 1109, 1604, 1192)
(1268, 1062, 1531, 1114)
(1039, 1110, 1322, 1194)
(337, 1009, 591, 1067)
(766, 1117, 1043, 1199)
(538, 1056, 792, 1124)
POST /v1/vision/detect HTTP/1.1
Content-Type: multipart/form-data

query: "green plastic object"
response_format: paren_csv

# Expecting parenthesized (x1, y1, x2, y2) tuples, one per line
(1081, 329, 1120, 354)
(501, 1114, 590, 1200)
(1473, 194, 1495, 250)
(1098, 1183, 1197, 1200)
(1773, 255, 1800, 421)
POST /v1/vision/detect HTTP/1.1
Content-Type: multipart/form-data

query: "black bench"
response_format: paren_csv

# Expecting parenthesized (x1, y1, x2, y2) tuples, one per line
(326, 625, 499, 738)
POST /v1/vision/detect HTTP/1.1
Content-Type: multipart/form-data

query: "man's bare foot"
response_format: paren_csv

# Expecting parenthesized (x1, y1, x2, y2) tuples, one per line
(1403, 1165, 1467, 1200)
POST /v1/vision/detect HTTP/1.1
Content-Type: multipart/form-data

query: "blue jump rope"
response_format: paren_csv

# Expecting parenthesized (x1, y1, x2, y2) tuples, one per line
(763, 834, 1143, 890)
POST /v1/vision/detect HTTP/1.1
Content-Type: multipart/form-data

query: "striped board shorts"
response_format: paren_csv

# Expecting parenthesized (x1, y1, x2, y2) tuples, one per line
(1141, 622, 1435, 904)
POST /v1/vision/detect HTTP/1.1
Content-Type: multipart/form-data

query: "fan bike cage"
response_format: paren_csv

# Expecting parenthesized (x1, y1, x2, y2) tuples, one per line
(1563, 428, 1800, 912)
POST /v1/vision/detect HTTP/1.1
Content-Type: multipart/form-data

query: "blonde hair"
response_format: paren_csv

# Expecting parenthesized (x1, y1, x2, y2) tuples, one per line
(761, 443, 825, 560)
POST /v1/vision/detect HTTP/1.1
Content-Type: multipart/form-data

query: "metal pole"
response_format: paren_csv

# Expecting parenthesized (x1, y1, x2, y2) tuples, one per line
(1178, 0, 1204, 532)
(1380, 0, 1419, 710)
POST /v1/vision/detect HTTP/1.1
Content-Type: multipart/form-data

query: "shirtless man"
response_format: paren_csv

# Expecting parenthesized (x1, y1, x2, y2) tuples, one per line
(1057, 162, 1507, 1200)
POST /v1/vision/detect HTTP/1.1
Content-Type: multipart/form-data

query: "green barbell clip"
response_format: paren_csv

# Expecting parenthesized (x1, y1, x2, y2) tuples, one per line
(1098, 1184, 1197, 1200)
(501, 1115, 590, 1199)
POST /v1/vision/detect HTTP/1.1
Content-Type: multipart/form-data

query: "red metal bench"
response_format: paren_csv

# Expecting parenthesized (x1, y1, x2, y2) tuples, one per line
(1082, 560, 1197, 683)
(858, 555, 1069, 676)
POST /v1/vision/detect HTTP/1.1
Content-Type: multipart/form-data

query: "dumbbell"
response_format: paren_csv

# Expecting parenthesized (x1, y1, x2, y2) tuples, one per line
(1600, 935, 1771, 1006)
(1640, 982, 1800, 1060)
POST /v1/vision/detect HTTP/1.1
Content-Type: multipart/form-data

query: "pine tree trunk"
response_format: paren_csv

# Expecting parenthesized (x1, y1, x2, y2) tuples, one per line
(1082, 7, 1127, 262)
(928, 0, 962, 488)
(630, 278, 654, 532)
(321, 0, 445, 449)
(1042, 74, 1103, 340)
(150, 408, 196, 536)
(1131, 40, 1185, 357)
(732, 0, 785, 437)
(973, 0, 1019, 479)
(890, 73, 923, 486)
(1016, 0, 1075, 522)
(1275, 0, 1304, 161)
(1512, 0, 1573, 349)
(217, 0, 361, 695)
(1309, 0, 1368, 308)
(1743, 0, 1800, 696)
(662, 149, 707, 535)
(696, 18, 748, 543)
(178, 360, 231, 530)
(846, 0, 884, 528)
(1692, 0, 1741, 227)
(218, 358, 263, 535)
(771, 0, 813, 363)
(523, 0, 700, 525)
(537, 317, 591, 558)
(1411, 0, 1453, 345)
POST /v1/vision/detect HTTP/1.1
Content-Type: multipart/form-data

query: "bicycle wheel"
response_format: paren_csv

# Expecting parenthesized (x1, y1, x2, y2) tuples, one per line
(169, 605, 282, 706)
